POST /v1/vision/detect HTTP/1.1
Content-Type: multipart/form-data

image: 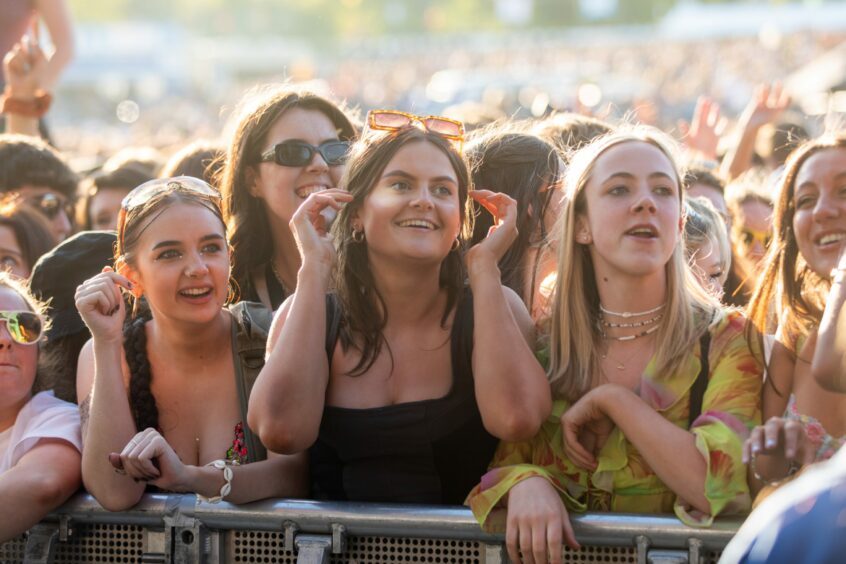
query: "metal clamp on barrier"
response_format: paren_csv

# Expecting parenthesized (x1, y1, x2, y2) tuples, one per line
(291, 522, 347, 564)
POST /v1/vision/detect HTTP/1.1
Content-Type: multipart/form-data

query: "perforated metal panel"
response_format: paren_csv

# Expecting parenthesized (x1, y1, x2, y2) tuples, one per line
(229, 530, 297, 563)
(0, 534, 25, 563)
(330, 536, 483, 563)
(53, 523, 144, 563)
(559, 545, 638, 563)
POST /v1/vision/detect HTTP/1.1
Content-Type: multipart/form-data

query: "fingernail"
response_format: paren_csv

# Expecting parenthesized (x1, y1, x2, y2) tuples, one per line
(765, 439, 776, 448)
(751, 444, 760, 453)
(786, 448, 795, 458)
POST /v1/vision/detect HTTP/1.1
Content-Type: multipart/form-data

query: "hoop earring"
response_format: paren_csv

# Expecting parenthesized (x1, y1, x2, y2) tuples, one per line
(352, 229, 365, 243)
(451, 238, 461, 252)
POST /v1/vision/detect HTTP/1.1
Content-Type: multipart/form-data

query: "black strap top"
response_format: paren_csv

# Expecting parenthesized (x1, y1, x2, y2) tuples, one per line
(308, 289, 498, 504)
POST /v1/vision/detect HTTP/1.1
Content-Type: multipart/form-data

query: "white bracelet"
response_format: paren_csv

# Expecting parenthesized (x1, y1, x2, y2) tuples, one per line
(198, 459, 233, 504)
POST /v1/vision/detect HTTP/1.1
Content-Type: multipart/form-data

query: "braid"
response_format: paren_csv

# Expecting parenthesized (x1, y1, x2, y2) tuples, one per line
(124, 310, 159, 432)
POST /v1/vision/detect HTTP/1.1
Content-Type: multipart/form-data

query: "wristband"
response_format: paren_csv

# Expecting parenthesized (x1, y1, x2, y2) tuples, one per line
(197, 459, 234, 503)
(0, 90, 52, 118)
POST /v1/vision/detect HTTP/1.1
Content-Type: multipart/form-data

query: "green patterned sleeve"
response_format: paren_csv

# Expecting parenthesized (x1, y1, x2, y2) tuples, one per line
(466, 400, 583, 532)
(675, 312, 763, 526)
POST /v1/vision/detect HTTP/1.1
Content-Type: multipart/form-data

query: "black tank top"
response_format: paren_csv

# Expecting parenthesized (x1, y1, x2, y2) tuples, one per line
(308, 290, 498, 504)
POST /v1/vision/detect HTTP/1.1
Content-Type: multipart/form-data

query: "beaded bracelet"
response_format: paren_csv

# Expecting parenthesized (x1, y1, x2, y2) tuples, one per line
(750, 451, 800, 486)
(198, 459, 233, 504)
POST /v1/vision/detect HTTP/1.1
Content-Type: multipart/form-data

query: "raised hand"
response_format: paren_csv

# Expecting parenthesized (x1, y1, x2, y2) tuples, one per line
(289, 188, 352, 270)
(109, 428, 190, 491)
(560, 386, 616, 471)
(3, 25, 49, 98)
(679, 96, 726, 161)
(505, 477, 580, 564)
(466, 189, 519, 266)
(740, 82, 791, 131)
(74, 267, 132, 344)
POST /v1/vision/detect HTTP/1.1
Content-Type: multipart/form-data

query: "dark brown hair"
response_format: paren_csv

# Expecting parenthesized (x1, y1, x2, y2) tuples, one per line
(467, 131, 560, 309)
(748, 134, 846, 352)
(218, 89, 356, 299)
(117, 188, 227, 432)
(332, 127, 473, 376)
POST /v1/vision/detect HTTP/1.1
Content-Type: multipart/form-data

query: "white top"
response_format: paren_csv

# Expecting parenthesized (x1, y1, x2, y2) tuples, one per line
(0, 391, 81, 473)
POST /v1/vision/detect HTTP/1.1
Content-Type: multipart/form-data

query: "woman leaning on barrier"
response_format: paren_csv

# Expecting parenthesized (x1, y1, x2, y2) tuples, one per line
(743, 134, 846, 498)
(466, 127, 763, 564)
(218, 87, 357, 311)
(0, 272, 81, 542)
(74, 177, 307, 512)
(248, 111, 551, 504)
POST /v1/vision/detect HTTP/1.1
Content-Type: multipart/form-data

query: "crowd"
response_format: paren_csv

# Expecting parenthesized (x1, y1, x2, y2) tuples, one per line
(1, 8, 846, 564)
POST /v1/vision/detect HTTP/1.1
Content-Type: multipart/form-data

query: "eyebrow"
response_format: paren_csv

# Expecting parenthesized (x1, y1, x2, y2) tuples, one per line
(382, 170, 457, 183)
(152, 234, 225, 251)
(0, 247, 21, 257)
(602, 171, 675, 183)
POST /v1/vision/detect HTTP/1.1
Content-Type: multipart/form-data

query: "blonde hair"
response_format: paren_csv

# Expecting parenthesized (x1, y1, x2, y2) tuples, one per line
(547, 127, 721, 401)
(684, 196, 731, 286)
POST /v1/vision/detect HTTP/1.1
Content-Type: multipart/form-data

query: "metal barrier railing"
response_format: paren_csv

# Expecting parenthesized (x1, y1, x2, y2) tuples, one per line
(1, 493, 741, 564)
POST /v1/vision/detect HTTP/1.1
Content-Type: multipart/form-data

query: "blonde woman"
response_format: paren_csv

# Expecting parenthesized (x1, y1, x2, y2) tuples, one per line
(684, 196, 731, 299)
(467, 128, 762, 564)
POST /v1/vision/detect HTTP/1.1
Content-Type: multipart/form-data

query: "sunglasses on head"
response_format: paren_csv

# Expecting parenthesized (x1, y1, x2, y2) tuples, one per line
(117, 176, 221, 257)
(259, 140, 350, 167)
(0, 311, 43, 345)
(25, 192, 74, 221)
(366, 110, 465, 150)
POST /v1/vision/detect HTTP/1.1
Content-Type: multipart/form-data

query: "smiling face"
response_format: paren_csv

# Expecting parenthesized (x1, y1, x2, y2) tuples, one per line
(126, 201, 229, 323)
(792, 147, 846, 277)
(249, 107, 346, 230)
(353, 140, 462, 265)
(0, 286, 38, 417)
(576, 140, 681, 279)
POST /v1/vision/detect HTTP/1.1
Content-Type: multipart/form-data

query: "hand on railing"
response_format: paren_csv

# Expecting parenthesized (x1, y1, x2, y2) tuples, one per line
(109, 428, 191, 491)
(742, 416, 815, 486)
(506, 477, 580, 564)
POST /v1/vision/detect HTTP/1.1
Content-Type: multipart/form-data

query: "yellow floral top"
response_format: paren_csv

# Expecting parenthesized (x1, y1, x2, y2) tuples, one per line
(466, 310, 762, 529)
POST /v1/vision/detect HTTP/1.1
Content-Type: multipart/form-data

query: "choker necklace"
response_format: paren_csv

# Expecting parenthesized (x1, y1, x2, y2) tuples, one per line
(600, 324, 660, 342)
(599, 302, 666, 318)
(600, 313, 663, 329)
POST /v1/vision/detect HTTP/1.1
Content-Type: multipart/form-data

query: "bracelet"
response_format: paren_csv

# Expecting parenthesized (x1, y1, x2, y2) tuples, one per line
(0, 90, 52, 118)
(750, 451, 800, 486)
(197, 459, 233, 504)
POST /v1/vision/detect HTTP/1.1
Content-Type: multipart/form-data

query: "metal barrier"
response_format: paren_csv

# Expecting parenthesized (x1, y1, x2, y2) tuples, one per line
(0, 493, 740, 564)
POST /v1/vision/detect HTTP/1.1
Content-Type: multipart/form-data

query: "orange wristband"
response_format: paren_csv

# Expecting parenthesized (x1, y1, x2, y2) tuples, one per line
(0, 90, 52, 118)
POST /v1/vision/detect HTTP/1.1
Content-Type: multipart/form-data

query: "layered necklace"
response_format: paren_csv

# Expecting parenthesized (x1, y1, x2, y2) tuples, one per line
(598, 303, 665, 370)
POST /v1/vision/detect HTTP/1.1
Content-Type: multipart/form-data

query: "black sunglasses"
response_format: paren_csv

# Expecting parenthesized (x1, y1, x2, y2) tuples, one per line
(259, 140, 350, 167)
(26, 193, 74, 221)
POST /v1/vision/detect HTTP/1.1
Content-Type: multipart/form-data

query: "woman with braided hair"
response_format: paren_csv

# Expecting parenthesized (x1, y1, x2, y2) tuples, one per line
(74, 176, 306, 511)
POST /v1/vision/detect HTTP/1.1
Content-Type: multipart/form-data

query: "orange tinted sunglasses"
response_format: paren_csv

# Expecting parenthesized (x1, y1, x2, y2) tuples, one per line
(366, 110, 465, 150)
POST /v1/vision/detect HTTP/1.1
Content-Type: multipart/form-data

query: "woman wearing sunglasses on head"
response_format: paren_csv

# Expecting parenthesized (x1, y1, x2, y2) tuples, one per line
(744, 134, 846, 500)
(219, 87, 357, 311)
(0, 272, 81, 542)
(74, 177, 307, 511)
(248, 111, 551, 504)
(466, 128, 762, 564)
